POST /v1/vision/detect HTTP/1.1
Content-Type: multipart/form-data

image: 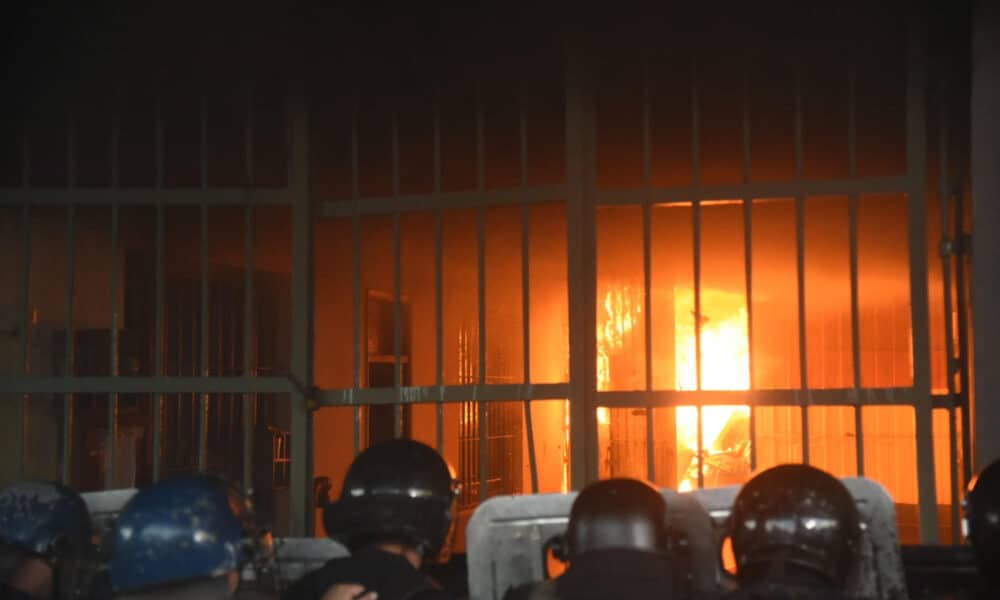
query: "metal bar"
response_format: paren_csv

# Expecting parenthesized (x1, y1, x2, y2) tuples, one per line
(0, 376, 297, 395)
(288, 88, 314, 536)
(21, 115, 30, 187)
(794, 61, 803, 179)
(111, 96, 120, 189)
(242, 201, 255, 488)
(566, 42, 599, 487)
(241, 87, 255, 489)
(691, 58, 705, 489)
(954, 183, 972, 486)
(521, 203, 538, 493)
(434, 96, 445, 455)
(393, 211, 402, 438)
(905, 13, 939, 542)
(68, 110, 76, 188)
(478, 207, 488, 502)
(153, 202, 164, 482)
(596, 388, 919, 408)
(316, 383, 573, 407)
(849, 41, 857, 178)
(641, 53, 656, 483)
(938, 111, 962, 541)
(352, 97, 362, 455)
(392, 108, 403, 438)
(592, 177, 910, 207)
(742, 53, 756, 471)
(848, 193, 864, 475)
(61, 205, 77, 485)
(155, 93, 163, 189)
(0, 189, 294, 206)
(107, 203, 120, 489)
(796, 195, 810, 464)
(16, 202, 27, 480)
(198, 203, 209, 472)
(321, 185, 570, 216)
(201, 95, 208, 188)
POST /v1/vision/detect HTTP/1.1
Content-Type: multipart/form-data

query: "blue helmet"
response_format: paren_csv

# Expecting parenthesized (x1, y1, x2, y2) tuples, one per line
(109, 475, 267, 593)
(0, 480, 93, 560)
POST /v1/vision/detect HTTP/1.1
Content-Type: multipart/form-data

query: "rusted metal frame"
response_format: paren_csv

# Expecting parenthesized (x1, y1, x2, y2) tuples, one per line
(847, 37, 866, 478)
(953, 184, 972, 487)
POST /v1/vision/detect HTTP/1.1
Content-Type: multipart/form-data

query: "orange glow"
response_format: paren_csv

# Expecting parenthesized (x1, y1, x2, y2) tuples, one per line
(596, 285, 752, 490)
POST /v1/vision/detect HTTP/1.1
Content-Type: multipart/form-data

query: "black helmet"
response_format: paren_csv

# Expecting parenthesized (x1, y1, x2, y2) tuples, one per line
(553, 478, 667, 561)
(731, 464, 861, 587)
(323, 439, 459, 557)
(965, 459, 1000, 580)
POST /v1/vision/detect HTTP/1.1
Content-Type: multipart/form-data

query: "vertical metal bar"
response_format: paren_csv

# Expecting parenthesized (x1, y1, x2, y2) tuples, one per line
(907, 13, 939, 543)
(478, 207, 488, 502)
(201, 95, 208, 188)
(289, 87, 315, 537)
(522, 203, 538, 493)
(67, 109, 76, 188)
(107, 203, 120, 489)
(153, 202, 164, 482)
(61, 205, 77, 485)
(242, 202, 255, 488)
(793, 54, 809, 464)
(241, 86, 255, 489)
(392, 109, 403, 438)
(796, 195, 810, 465)
(954, 184, 972, 486)
(155, 92, 164, 189)
(742, 59, 757, 471)
(692, 58, 705, 489)
(641, 53, 656, 483)
(17, 202, 30, 480)
(566, 43, 599, 487)
(352, 98, 362, 455)
(848, 193, 865, 476)
(849, 41, 858, 178)
(434, 98, 445, 455)
(393, 211, 402, 438)
(198, 202, 208, 473)
(939, 99, 962, 543)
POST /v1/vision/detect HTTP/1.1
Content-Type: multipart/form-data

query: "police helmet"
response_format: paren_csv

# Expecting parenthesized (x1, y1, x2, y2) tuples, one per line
(109, 475, 271, 594)
(731, 464, 861, 587)
(552, 478, 667, 561)
(323, 439, 460, 557)
(0, 480, 96, 598)
(965, 458, 1000, 579)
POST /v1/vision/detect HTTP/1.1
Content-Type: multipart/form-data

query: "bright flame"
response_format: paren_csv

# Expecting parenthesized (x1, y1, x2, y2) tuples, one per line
(595, 284, 752, 490)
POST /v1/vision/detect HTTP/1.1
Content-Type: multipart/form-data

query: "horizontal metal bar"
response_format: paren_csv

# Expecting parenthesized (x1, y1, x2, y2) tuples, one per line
(321, 184, 571, 217)
(594, 176, 910, 206)
(597, 388, 918, 408)
(316, 383, 571, 407)
(0, 189, 292, 206)
(0, 376, 295, 395)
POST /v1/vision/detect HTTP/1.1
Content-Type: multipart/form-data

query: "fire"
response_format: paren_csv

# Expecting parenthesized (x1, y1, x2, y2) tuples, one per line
(595, 285, 751, 490)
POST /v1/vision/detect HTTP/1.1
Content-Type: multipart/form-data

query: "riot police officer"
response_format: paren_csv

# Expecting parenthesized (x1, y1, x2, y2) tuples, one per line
(504, 478, 675, 600)
(725, 464, 861, 600)
(109, 475, 274, 600)
(965, 457, 1000, 597)
(0, 480, 97, 600)
(282, 439, 459, 600)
